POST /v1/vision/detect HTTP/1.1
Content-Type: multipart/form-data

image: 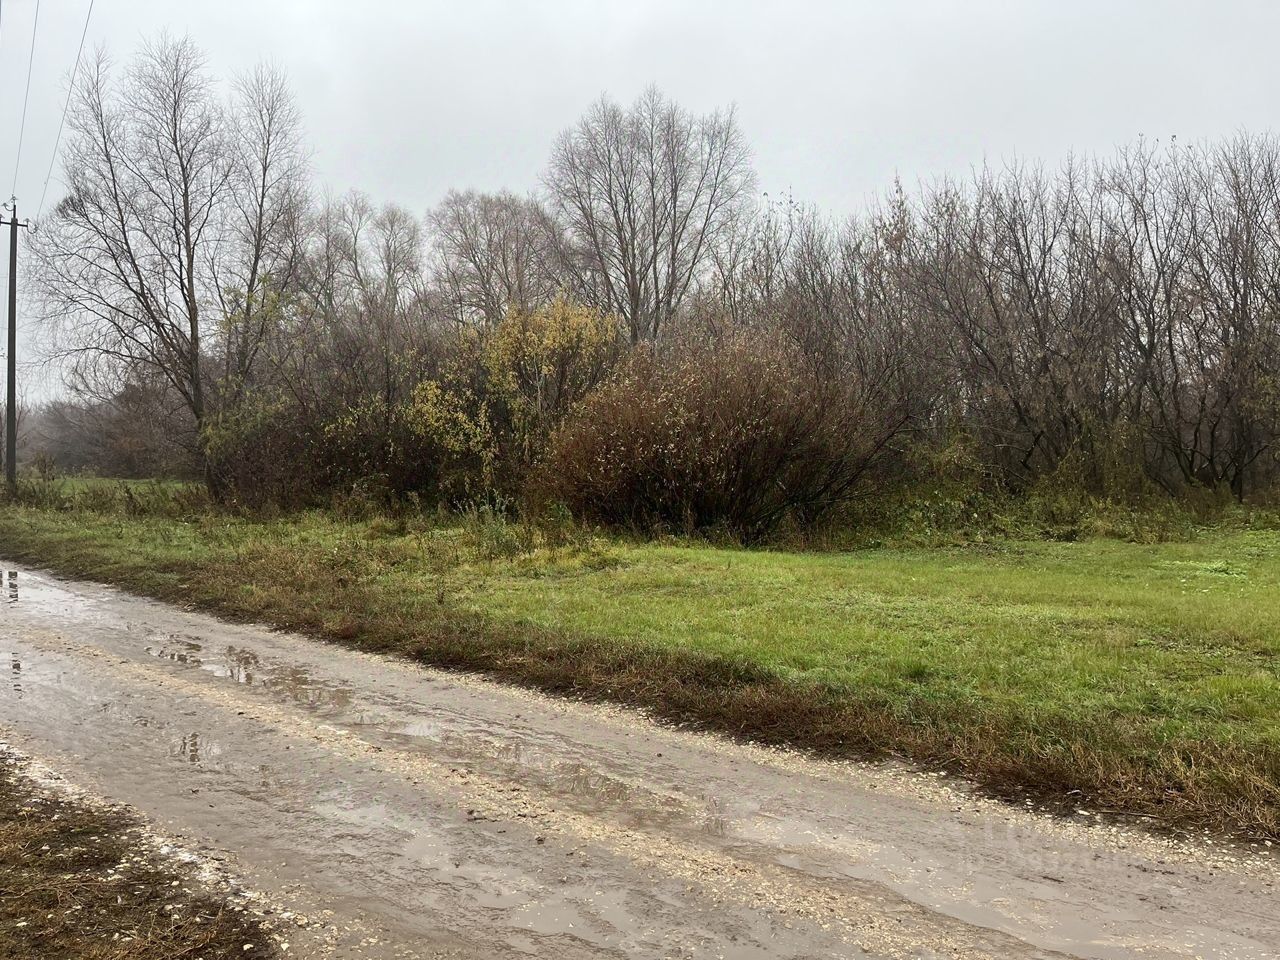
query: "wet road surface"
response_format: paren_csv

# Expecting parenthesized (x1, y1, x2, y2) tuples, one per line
(0, 564, 1276, 959)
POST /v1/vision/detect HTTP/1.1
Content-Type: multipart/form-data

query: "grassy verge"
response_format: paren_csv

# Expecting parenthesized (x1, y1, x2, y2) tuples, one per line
(1, 487, 1278, 840)
(0, 751, 276, 960)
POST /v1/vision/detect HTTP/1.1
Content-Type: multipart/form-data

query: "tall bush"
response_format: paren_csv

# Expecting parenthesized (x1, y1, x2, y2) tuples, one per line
(538, 333, 908, 541)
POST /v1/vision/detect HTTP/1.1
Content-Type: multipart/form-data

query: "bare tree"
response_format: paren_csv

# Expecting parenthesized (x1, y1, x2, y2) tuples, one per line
(428, 189, 561, 329)
(701, 192, 805, 330)
(34, 36, 306, 496)
(546, 87, 756, 342)
(279, 192, 433, 447)
(213, 62, 309, 404)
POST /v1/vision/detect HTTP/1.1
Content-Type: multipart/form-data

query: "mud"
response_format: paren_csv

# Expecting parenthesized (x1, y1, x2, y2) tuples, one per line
(0, 564, 1276, 959)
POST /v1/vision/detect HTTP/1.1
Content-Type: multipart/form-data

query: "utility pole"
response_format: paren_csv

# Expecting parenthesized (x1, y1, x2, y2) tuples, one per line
(1, 202, 30, 495)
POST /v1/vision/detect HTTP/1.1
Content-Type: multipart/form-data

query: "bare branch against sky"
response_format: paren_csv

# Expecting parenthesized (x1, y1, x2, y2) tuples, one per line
(3, 0, 1278, 395)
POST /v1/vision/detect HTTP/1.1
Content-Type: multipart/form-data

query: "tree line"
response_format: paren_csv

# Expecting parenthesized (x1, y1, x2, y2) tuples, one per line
(24, 36, 1280, 536)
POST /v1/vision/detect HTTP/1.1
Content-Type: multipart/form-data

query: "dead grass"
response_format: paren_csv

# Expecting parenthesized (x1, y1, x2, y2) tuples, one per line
(0, 756, 275, 960)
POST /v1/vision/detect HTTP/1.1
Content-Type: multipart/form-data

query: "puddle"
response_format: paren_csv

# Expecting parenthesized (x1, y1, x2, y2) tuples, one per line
(314, 794, 667, 955)
(387, 724, 654, 813)
(385, 722, 708, 835)
(508, 894, 595, 940)
(262, 665, 354, 709)
(552, 761, 631, 805)
(209, 646, 261, 685)
(9, 653, 20, 699)
(144, 639, 355, 711)
(171, 730, 224, 766)
(145, 636, 204, 665)
(174, 731, 203, 763)
(201, 646, 356, 710)
(395, 719, 443, 740)
(0, 570, 119, 628)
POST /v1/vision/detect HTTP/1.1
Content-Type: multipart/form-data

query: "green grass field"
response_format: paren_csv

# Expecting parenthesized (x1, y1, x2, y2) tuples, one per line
(1, 483, 1277, 838)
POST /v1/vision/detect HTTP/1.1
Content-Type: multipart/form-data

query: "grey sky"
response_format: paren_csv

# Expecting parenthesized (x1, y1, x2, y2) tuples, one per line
(2, 0, 1279, 395)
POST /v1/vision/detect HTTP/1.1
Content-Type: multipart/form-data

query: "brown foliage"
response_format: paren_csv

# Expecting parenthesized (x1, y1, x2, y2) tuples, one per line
(538, 333, 907, 541)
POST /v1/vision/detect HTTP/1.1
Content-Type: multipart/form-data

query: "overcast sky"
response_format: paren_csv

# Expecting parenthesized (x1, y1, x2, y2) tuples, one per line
(2, 0, 1279, 394)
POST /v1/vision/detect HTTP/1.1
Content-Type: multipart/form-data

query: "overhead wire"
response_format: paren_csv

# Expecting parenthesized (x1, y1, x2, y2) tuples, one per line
(10, 0, 42, 201)
(36, 0, 94, 223)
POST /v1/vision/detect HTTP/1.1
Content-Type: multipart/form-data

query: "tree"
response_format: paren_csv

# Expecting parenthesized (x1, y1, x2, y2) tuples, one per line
(215, 63, 309, 407)
(34, 37, 306, 496)
(428, 189, 562, 329)
(546, 87, 756, 343)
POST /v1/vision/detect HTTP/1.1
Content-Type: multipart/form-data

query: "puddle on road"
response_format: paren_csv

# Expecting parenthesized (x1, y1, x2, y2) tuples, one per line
(137, 638, 362, 772)
(5, 650, 70, 700)
(144, 638, 355, 711)
(314, 795, 667, 956)
(2, 569, 116, 624)
(552, 761, 632, 806)
(386, 719, 727, 838)
(174, 731, 203, 763)
(387, 724, 639, 802)
(262, 665, 354, 710)
(170, 730, 227, 767)
(146, 636, 204, 664)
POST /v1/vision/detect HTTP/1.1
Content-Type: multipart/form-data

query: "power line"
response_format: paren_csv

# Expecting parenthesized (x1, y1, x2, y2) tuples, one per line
(36, 0, 94, 223)
(11, 0, 41, 199)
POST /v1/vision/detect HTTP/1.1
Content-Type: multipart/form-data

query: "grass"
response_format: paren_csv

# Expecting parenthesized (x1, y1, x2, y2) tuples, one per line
(1, 480, 1278, 840)
(0, 752, 276, 960)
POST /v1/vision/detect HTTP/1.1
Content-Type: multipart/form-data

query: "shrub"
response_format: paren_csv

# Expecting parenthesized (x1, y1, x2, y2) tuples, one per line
(483, 298, 620, 470)
(201, 391, 313, 508)
(538, 333, 908, 541)
(205, 299, 621, 510)
(296, 392, 483, 507)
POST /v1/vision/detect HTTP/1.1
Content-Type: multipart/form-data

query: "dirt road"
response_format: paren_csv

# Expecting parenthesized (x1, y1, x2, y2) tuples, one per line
(0, 564, 1275, 959)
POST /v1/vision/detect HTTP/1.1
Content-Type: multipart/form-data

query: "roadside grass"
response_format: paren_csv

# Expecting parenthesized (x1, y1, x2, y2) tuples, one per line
(1, 485, 1278, 840)
(0, 754, 275, 960)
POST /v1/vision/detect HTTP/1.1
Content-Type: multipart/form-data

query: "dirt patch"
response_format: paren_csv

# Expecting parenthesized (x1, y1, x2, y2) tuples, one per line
(0, 747, 277, 960)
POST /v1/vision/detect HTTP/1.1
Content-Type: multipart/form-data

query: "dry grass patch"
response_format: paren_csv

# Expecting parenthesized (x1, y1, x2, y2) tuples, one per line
(0, 756, 275, 960)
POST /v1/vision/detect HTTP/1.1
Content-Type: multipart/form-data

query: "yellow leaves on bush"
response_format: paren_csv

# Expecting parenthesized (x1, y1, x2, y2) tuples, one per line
(405, 381, 494, 461)
(481, 297, 621, 466)
(307, 299, 620, 500)
(485, 298, 618, 413)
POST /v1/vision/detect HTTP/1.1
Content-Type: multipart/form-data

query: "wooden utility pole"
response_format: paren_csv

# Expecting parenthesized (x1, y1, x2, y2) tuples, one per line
(1, 204, 30, 495)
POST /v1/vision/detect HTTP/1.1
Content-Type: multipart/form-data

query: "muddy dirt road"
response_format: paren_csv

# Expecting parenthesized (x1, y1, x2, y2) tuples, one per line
(0, 564, 1276, 959)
